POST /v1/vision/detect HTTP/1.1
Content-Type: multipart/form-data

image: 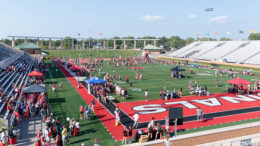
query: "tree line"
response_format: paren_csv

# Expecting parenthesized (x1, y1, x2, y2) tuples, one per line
(2, 34, 259, 50)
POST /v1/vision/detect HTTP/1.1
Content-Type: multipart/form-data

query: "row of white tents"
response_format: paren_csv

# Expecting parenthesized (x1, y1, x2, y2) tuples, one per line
(167, 41, 260, 65)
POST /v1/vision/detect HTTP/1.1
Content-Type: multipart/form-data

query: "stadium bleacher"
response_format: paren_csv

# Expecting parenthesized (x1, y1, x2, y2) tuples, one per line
(168, 40, 260, 65)
(0, 42, 36, 129)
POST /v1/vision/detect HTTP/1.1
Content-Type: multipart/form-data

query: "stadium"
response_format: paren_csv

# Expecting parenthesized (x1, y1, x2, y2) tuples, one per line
(1, 1, 260, 146)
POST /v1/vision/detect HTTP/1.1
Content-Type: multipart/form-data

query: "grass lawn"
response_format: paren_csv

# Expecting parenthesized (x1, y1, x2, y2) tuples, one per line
(46, 49, 140, 59)
(92, 61, 260, 102)
(44, 60, 121, 146)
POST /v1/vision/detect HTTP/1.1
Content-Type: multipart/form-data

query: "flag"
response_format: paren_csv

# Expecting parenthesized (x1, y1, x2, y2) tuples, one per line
(226, 31, 231, 35)
(239, 30, 244, 34)
(205, 32, 210, 36)
(216, 32, 219, 35)
(205, 8, 214, 12)
(196, 33, 200, 36)
(250, 30, 255, 34)
(88, 31, 91, 35)
(99, 33, 103, 36)
(77, 33, 80, 36)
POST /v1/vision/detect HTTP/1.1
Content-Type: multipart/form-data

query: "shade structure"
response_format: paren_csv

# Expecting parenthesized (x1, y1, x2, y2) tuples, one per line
(28, 70, 43, 76)
(170, 66, 186, 72)
(23, 84, 46, 93)
(227, 77, 252, 85)
(70, 65, 83, 71)
(86, 76, 106, 84)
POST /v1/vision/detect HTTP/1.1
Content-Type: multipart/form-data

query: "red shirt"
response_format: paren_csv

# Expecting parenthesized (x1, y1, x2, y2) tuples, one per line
(7, 105, 10, 110)
(80, 106, 84, 112)
(36, 141, 42, 146)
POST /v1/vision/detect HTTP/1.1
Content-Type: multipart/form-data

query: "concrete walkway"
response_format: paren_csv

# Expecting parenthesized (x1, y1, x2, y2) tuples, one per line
(126, 121, 260, 146)
(15, 116, 43, 146)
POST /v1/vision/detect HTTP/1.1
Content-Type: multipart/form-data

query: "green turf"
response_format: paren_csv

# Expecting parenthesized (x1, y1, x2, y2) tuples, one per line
(92, 62, 260, 102)
(44, 60, 120, 146)
(46, 49, 140, 59)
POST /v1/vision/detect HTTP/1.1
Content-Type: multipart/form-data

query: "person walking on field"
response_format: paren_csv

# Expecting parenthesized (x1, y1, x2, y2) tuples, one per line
(139, 74, 143, 80)
(91, 98, 95, 111)
(126, 75, 129, 82)
(133, 112, 139, 129)
(79, 105, 84, 120)
(114, 106, 121, 126)
(145, 89, 149, 101)
(197, 107, 203, 122)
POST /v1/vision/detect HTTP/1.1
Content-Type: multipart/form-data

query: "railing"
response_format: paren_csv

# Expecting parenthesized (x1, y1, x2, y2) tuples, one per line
(208, 135, 260, 146)
(9, 58, 34, 128)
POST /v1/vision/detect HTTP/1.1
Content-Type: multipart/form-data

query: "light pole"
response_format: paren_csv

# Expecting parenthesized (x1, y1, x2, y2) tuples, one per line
(205, 8, 214, 41)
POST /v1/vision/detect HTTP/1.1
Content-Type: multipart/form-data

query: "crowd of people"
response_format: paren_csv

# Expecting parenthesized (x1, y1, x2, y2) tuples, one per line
(50, 56, 260, 146)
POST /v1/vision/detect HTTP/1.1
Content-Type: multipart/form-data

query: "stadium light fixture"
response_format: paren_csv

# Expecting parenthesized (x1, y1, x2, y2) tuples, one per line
(205, 8, 214, 41)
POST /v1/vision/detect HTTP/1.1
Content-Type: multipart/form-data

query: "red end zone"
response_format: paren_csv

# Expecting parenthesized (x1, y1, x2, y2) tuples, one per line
(116, 91, 260, 123)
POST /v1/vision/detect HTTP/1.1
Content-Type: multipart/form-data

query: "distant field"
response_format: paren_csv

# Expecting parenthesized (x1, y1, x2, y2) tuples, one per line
(46, 49, 141, 58)
(92, 62, 260, 102)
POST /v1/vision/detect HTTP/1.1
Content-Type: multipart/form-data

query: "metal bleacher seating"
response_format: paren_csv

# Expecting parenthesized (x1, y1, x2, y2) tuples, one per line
(167, 40, 260, 65)
(0, 55, 35, 120)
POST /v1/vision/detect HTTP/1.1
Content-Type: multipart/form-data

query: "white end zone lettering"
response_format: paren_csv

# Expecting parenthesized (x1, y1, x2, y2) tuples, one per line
(221, 95, 256, 103)
(192, 98, 222, 106)
(164, 101, 197, 109)
(132, 104, 166, 114)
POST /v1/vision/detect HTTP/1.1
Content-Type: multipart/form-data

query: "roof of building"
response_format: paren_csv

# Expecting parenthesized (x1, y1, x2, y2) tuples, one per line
(15, 42, 41, 50)
(143, 44, 162, 50)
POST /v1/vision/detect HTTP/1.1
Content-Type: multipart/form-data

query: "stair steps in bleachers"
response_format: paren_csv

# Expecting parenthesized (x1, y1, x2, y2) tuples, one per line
(220, 42, 250, 59)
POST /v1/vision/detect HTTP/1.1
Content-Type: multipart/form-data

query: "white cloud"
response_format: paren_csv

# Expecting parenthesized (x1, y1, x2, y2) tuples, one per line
(140, 15, 165, 22)
(189, 14, 197, 18)
(210, 15, 228, 23)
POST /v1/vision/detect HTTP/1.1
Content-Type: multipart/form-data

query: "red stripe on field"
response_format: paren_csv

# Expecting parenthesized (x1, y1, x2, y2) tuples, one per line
(58, 64, 124, 141)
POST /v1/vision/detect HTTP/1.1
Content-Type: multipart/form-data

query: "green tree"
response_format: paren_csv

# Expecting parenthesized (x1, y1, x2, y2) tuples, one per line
(63, 37, 72, 49)
(169, 36, 185, 49)
(122, 36, 135, 49)
(158, 36, 169, 48)
(198, 38, 217, 41)
(1, 39, 12, 46)
(185, 37, 195, 45)
(248, 33, 260, 40)
(219, 37, 232, 41)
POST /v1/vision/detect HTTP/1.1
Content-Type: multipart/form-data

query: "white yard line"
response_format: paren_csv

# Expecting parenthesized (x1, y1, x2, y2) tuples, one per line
(48, 67, 54, 82)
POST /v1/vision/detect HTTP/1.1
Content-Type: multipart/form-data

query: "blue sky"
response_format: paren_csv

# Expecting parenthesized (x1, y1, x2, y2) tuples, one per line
(0, 0, 259, 40)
